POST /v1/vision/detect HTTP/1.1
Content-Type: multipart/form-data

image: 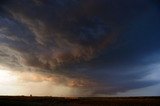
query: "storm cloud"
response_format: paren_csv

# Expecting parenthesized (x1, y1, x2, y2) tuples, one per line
(0, 0, 160, 96)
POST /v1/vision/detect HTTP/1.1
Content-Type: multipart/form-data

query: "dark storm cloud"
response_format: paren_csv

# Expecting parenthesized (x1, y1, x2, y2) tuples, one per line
(0, 0, 160, 96)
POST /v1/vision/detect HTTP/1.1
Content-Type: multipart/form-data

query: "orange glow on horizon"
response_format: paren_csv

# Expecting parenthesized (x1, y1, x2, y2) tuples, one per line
(0, 66, 91, 96)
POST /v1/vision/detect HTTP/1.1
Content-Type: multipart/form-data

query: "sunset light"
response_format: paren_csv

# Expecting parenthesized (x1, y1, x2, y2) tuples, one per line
(0, 68, 17, 84)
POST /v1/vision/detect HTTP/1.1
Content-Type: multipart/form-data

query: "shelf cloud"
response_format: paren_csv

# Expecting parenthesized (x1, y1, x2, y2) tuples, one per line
(0, 0, 160, 96)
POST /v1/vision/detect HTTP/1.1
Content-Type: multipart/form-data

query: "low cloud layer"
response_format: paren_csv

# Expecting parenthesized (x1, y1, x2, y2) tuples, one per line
(0, 0, 160, 96)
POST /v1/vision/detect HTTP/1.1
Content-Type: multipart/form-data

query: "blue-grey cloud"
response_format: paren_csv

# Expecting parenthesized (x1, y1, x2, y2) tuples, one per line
(0, 0, 160, 96)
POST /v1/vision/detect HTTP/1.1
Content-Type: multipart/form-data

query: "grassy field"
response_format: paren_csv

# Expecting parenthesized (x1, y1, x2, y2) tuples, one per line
(0, 96, 160, 106)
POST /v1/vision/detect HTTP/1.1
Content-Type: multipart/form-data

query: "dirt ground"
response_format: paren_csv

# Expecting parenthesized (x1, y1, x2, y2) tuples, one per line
(0, 96, 160, 106)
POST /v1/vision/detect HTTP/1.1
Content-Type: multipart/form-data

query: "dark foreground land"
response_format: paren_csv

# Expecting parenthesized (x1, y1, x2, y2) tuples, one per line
(0, 96, 160, 106)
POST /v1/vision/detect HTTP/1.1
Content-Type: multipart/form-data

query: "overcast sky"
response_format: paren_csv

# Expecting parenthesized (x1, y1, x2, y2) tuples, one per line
(0, 0, 160, 96)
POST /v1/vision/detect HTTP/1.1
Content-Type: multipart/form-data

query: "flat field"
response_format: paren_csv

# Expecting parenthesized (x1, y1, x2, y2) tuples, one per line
(0, 96, 160, 106)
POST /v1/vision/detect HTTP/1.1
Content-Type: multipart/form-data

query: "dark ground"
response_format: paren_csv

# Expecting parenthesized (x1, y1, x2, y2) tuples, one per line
(0, 96, 160, 106)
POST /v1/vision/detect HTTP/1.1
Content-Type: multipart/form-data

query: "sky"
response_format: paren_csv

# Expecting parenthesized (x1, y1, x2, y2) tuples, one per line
(0, 0, 160, 97)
